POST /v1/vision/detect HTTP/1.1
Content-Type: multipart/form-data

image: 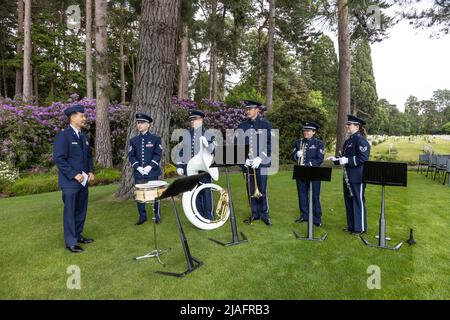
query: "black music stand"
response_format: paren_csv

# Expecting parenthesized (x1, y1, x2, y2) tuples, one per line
(292, 166, 332, 241)
(360, 161, 407, 251)
(153, 174, 207, 277)
(208, 144, 249, 246)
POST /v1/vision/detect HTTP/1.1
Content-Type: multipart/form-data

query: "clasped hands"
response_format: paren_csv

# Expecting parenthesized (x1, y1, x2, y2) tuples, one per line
(137, 166, 152, 175)
(74, 172, 94, 184)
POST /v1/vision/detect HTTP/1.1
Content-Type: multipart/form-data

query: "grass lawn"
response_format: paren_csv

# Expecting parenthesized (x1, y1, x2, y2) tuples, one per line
(0, 169, 449, 299)
(370, 136, 450, 162)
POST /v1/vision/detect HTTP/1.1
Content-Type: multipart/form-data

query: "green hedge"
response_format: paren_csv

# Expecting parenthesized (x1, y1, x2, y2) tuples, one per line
(2, 167, 121, 197)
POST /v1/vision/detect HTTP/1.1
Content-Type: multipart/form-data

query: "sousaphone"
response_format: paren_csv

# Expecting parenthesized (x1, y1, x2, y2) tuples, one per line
(182, 140, 230, 230)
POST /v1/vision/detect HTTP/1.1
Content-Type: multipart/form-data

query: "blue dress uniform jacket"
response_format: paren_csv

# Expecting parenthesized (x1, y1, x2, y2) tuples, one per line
(128, 131, 163, 221)
(342, 131, 371, 233)
(128, 132, 163, 179)
(53, 126, 94, 247)
(291, 137, 325, 224)
(237, 116, 272, 168)
(237, 116, 273, 221)
(176, 126, 215, 220)
(54, 126, 94, 188)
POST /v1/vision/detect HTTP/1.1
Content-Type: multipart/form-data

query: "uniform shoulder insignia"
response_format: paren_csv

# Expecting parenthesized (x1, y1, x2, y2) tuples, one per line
(129, 145, 132, 152)
(359, 145, 368, 152)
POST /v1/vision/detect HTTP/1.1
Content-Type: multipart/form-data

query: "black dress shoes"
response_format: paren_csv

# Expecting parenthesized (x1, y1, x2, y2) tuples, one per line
(155, 217, 161, 224)
(351, 231, 366, 236)
(66, 245, 84, 253)
(295, 217, 307, 223)
(314, 223, 322, 228)
(78, 237, 94, 244)
(244, 216, 258, 224)
(135, 218, 147, 225)
(262, 218, 272, 226)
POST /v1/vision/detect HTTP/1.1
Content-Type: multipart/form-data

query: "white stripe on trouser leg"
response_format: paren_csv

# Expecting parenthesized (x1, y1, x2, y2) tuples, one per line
(360, 183, 364, 231)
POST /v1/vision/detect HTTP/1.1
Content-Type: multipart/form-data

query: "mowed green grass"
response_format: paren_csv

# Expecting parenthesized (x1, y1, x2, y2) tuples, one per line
(0, 170, 449, 299)
(371, 136, 450, 162)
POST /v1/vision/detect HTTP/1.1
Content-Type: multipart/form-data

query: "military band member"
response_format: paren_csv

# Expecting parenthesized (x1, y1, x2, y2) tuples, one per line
(176, 110, 215, 220)
(53, 105, 94, 253)
(238, 100, 273, 226)
(329, 115, 371, 235)
(291, 122, 325, 226)
(128, 113, 163, 225)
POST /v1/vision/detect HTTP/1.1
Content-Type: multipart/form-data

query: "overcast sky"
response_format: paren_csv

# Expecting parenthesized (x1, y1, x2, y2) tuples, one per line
(371, 20, 450, 111)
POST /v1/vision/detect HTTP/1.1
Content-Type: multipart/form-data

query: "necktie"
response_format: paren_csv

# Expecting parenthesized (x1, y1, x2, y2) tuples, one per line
(78, 132, 84, 150)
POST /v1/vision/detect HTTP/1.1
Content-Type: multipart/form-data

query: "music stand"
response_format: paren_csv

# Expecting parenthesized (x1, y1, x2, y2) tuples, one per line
(153, 173, 207, 277)
(360, 161, 407, 251)
(208, 144, 249, 246)
(292, 166, 332, 241)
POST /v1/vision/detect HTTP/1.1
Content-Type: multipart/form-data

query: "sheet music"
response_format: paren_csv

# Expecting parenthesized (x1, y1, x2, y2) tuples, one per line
(81, 171, 88, 187)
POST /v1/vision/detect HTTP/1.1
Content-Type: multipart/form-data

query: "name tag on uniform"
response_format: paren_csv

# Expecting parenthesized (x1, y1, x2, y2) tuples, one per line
(309, 145, 316, 149)
(72, 142, 78, 145)
(146, 143, 154, 148)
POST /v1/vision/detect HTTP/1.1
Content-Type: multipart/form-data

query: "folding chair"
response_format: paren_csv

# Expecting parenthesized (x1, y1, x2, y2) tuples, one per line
(443, 159, 450, 186)
(433, 155, 450, 181)
(425, 154, 437, 178)
(417, 153, 429, 174)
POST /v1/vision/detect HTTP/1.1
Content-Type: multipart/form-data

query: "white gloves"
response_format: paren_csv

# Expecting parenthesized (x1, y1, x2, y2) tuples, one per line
(177, 168, 184, 176)
(137, 167, 146, 175)
(251, 157, 262, 169)
(327, 156, 338, 162)
(199, 136, 209, 148)
(143, 166, 152, 174)
(245, 158, 252, 167)
(339, 157, 349, 165)
(296, 150, 302, 158)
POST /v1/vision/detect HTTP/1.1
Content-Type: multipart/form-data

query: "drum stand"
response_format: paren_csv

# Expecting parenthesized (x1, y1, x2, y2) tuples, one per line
(134, 200, 170, 265)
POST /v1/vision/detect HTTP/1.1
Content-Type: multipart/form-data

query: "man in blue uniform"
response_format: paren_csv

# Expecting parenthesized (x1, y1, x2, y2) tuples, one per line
(237, 100, 273, 226)
(291, 122, 325, 226)
(176, 110, 215, 220)
(128, 113, 163, 225)
(53, 105, 94, 253)
(329, 115, 371, 235)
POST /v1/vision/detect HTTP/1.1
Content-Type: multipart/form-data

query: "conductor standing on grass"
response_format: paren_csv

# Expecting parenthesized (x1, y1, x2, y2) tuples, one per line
(53, 105, 94, 253)
(328, 115, 371, 236)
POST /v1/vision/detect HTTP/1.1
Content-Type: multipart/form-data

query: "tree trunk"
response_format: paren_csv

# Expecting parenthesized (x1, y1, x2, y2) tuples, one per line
(86, 0, 94, 99)
(265, 0, 275, 110)
(22, 0, 32, 102)
(94, 0, 113, 167)
(177, 24, 189, 99)
(15, 0, 24, 97)
(1, 58, 7, 98)
(336, 0, 351, 156)
(208, 0, 218, 101)
(119, 0, 126, 104)
(117, 0, 182, 199)
(33, 46, 38, 101)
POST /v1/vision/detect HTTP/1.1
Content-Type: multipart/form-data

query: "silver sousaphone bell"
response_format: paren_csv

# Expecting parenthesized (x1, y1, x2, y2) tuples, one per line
(182, 140, 230, 230)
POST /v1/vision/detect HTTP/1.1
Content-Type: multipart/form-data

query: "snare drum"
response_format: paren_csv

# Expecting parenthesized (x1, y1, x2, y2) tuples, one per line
(134, 180, 168, 203)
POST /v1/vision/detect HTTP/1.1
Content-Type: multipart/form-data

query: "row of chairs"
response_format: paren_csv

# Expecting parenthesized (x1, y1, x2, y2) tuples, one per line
(417, 153, 450, 185)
